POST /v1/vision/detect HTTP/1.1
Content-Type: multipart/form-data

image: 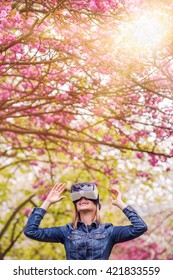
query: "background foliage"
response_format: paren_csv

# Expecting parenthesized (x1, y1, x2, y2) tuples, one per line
(0, 0, 173, 259)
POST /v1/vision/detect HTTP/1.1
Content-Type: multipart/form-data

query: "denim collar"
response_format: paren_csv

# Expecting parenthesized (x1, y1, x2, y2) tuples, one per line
(77, 220, 99, 228)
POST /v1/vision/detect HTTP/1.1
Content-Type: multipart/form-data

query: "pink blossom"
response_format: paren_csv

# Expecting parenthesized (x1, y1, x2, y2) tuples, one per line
(10, 43, 23, 53)
(121, 138, 129, 145)
(79, 95, 89, 105)
(5, 131, 17, 140)
(92, 108, 105, 116)
(136, 171, 148, 178)
(88, 1, 98, 12)
(0, 91, 10, 100)
(44, 115, 57, 124)
(0, 10, 8, 18)
(13, 11, 22, 24)
(3, 34, 16, 44)
(103, 167, 113, 175)
(78, 94, 93, 106)
(92, 180, 99, 186)
(166, 167, 171, 172)
(0, 34, 3, 44)
(61, 92, 69, 99)
(32, 179, 45, 189)
(170, 149, 173, 156)
(136, 130, 149, 138)
(92, 78, 100, 85)
(86, 148, 96, 155)
(159, 155, 167, 162)
(39, 194, 48, 201)
(112, 239, 165, 260)
(87, 94, 93, 99)
(110, 179, 119, 184)
(23, 207, 31, 217)
(70, 38, 79, 46)
(69, 85, 74, 91)
(154, 128, 167, 138)
(131, 95, 139, 102)
(40, 168, 50, 174)
(167, 254, 173, 260)
(148, 155, 159, 166)
(37, 149, 45, 155)
(129, 134, 136, 141)
(32, 183, 39, 189)
(136, 152, 143, 159)
(103, 135, 113, 142)
(30, 161, 38, 166)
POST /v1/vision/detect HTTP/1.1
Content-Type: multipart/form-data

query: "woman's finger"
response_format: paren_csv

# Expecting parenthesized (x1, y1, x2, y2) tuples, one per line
(52, 183, 62, 190)
(57, 183, 66, 193)
(53, 183, 65, 192)
(58, 196, 66, 201)
(110, 188, 119, 196)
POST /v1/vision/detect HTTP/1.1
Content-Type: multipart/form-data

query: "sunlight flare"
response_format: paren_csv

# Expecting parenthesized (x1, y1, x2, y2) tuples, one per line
(126, 10, 171, 51)
(131, 15, 164, 48)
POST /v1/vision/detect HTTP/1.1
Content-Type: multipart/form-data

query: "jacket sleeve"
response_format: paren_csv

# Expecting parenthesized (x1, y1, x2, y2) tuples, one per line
(24, 207, 66, 243)
(110, 205, 148, 244)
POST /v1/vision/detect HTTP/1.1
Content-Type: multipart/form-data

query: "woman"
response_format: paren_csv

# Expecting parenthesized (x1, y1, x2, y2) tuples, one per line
(24, 182, 147, 260)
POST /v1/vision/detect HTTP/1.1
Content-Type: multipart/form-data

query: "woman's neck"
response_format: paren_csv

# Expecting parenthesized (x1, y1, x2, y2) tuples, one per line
(79, 211, 96, 225)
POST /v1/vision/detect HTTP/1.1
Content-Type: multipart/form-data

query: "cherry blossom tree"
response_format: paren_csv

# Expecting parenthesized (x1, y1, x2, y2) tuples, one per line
(0, 0, 173, 259)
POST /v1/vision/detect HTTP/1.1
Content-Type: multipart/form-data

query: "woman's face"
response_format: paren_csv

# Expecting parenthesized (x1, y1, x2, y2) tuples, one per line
(75, 197, 97, 212)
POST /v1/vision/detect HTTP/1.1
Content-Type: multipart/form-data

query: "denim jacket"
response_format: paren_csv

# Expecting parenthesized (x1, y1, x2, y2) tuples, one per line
(24, 205, 147, 260)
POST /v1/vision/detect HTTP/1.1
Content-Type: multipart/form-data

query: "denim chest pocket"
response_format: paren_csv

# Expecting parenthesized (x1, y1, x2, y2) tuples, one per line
(67, 232, 86, 241)
(89, 233, 107, 239)
(67, 232, 88, 250)
(89, 232, 108, 249)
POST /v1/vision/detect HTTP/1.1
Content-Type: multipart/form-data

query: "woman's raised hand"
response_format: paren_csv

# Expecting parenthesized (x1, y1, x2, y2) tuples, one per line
(109, 188, 122, 206)
(41, 183, 66, 210)
(46, 183, 66, 204)
(109, 188, 127, 210)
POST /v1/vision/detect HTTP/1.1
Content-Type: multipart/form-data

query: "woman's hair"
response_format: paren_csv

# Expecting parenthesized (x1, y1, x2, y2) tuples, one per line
(72, 203, 102, 229)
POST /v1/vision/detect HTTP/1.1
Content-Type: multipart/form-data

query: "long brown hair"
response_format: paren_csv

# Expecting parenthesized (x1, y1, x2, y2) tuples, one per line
(72, 204, 102, 229)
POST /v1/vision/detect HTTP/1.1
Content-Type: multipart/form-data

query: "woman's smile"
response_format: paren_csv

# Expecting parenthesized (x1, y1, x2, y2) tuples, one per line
(76, 198, 96, 211)
(80, 201, 89, 205)
(78, 198, 90, 206)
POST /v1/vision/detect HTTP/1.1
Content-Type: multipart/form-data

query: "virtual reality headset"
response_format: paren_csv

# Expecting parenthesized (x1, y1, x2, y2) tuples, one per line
(71, 182, 99, 205)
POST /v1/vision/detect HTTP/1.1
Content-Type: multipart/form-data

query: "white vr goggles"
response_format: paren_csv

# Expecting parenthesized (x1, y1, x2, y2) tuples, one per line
(71, 182, 99, 203)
